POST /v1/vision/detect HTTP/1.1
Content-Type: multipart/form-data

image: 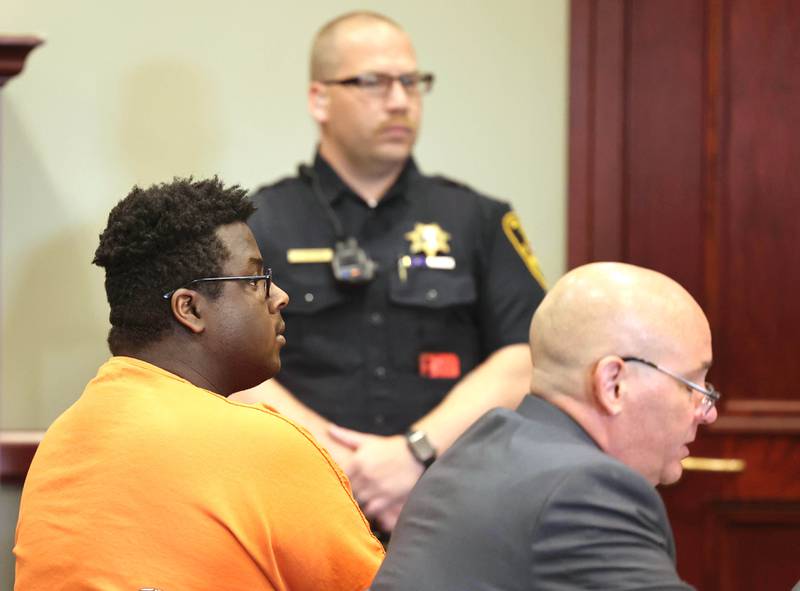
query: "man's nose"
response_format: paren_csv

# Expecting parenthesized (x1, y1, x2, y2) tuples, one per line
(385, 79, 411, 109)
(700, 404, 718, 425)
(268, 281, 289, 312)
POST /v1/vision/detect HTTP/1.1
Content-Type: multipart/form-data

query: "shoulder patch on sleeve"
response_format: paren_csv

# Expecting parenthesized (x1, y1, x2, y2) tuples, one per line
(501, 211, 547, 289)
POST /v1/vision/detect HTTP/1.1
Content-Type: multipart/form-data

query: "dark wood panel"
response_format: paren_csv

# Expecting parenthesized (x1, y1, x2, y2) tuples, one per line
(568, 0, 628, 266)
(590, 0, 625, 261)
(626, 0, 707, 299)
(703, 0, 724, 334)
(569, 0, 800, 588)
(718, 0, 800, 401)
(663, 430, 800, 588)
(566, 0, 800, 404)
(715, 503, 800, 591)
(661, 465, 726, 587)
(567, 0, 592, 268)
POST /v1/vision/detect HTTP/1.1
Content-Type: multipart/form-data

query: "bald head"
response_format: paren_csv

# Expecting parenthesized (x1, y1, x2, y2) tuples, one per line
(530, 262, 709, 398)
(310, 11, 407, 81)
(529, 262, 716, 486)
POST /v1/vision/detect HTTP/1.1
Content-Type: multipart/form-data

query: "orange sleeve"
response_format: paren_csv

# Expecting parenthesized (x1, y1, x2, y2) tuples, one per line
(232, 403, 385, 591)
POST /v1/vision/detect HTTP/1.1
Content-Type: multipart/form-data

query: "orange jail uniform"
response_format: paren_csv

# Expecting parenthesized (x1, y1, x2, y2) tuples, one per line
(14, 356, 384, 590)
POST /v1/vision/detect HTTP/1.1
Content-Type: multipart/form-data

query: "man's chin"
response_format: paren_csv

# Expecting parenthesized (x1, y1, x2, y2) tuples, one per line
(247, 360, 281, 391)
(374, 143, 414, 163)
(658, 464, 684, 487)
(267, 356, 282, 378)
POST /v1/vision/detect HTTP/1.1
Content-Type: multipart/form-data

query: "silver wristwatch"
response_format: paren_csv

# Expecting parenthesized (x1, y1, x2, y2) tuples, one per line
(405, 429, 437, 469)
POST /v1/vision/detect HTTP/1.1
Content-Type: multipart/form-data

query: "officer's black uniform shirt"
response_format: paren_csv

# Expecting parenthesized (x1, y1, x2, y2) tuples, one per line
(248, 154, 546, 435)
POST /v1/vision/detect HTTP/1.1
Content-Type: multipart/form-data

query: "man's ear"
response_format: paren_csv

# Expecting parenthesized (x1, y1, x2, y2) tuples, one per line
(308, 82, 330, 123)
(169, 288, 206, 335)
(592, 356, 625, 416)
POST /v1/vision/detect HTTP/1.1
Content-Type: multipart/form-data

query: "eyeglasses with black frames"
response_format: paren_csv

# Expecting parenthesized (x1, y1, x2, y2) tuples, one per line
(621, 356, 720, 416)
(162, 268, 272, 301)
(322, 71, 435, 98)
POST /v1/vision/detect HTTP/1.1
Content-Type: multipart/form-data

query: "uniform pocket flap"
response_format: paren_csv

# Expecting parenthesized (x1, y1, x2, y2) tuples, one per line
(389, 269, 477, 309)
(279, 265, 349, 314)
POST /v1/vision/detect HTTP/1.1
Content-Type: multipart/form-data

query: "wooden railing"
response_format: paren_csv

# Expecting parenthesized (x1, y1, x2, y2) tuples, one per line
(1, 34, 44, 484)
(0, 431, 43, 483)
(0, 35, 43, 87)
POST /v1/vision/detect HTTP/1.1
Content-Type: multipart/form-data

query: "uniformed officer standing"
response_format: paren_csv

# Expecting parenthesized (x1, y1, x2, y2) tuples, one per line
(233, 11, 547, 533)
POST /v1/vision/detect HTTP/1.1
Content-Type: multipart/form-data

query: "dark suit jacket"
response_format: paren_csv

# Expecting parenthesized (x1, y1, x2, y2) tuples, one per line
(372, 395, 694, 590)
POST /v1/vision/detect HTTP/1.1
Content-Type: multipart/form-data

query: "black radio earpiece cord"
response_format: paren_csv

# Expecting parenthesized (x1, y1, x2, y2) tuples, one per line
(298, 164, 347, 241)
(297, 163, 377, 283)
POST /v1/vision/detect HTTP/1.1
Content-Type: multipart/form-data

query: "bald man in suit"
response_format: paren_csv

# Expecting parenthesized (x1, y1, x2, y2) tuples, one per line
(372, 262, 718, 590)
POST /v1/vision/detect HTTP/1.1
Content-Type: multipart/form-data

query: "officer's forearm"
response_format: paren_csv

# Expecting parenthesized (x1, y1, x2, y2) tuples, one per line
(412, 343, 531, 455)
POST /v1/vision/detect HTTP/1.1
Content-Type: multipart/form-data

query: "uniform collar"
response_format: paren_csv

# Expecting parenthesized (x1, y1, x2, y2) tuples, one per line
(312, 152, 420, 206)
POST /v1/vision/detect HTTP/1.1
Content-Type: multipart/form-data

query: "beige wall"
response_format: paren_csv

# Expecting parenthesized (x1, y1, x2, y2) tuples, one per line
(1, 0, 567, 583)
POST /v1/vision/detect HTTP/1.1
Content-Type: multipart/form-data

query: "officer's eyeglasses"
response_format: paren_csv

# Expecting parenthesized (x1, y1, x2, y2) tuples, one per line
(162, 268, 272, 301)
(322, 71, 435, 98)
(621, 356, 720, 416)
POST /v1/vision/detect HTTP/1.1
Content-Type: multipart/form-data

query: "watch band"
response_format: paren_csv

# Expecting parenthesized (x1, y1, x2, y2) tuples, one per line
(405, 429, 437, 469)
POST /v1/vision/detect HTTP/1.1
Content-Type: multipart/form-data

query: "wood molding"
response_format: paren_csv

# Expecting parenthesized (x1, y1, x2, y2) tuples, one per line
(724, 399, 800, 415)
(710, 416, 800, 435)
(0, 431, 43, 484)
(0, 35, 44, 87)
(567, 0, 592, 268)
(710, 399, 800, 433)
(567, 0, 627, 268)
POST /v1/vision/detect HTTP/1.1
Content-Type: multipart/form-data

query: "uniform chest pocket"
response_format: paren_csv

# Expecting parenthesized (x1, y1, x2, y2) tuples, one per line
(389, 267, 477, 309)
(275, 262, 361, 373)
(278, 263, 349, 315)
